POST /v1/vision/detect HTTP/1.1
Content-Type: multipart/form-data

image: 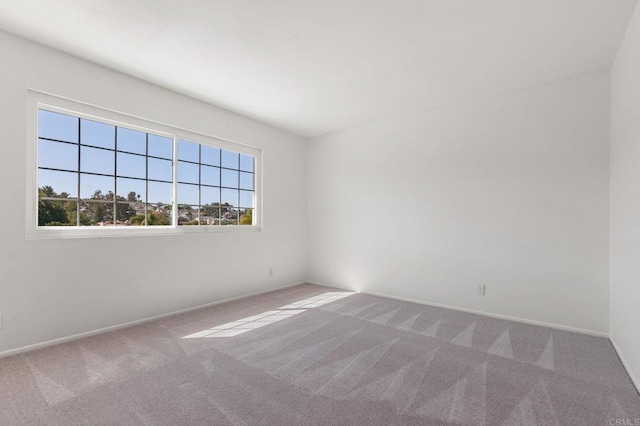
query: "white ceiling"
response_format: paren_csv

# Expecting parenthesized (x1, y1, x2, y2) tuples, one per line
(0, 0, 637, 138)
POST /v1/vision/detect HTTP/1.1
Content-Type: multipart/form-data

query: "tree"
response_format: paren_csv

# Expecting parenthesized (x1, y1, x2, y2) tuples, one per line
(65, 203, 90, 226)
(240, 209, 253, 225)
(40, 186, 56, 197)
(38, 198, 67, 225)
(129, 211, 169, 226)
(93, 204, 105, 223)
(127, 191, 138, 202)
(220, 203, 233, 217)
(115, 202, 134, 222)
(129, 215, 146, 226)
(38, 186, 68, 226)
(148, 211, 169, 225)
(201, 204, 220, 218)
(38, 185, 135, 226)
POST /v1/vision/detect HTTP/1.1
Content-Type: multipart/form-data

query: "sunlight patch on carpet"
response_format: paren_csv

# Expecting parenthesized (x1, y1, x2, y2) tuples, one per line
(183, 291, 356, 338)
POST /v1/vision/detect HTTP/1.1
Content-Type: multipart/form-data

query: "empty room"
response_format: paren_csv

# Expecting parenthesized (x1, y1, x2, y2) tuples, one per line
(1, 0, 640, 425)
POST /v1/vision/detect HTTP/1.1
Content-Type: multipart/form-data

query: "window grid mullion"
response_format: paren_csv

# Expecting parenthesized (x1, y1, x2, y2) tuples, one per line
(172, 136, 178, 228)
(76, 118, 81, 226)
(198, 144, 202, 226)
(114, 127, 118, 224)
(145, 133, 149, 226)
(237, 153, 241, 225)
(219, 149, 222, 224)
(40, 137, 170, 162)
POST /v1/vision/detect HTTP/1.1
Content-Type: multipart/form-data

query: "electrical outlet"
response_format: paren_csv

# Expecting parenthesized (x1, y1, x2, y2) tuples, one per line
(477, 285, 486, 296)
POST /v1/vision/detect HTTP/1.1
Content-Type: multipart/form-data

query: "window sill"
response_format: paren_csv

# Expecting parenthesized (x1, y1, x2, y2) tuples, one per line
(25, 225, 261, 240)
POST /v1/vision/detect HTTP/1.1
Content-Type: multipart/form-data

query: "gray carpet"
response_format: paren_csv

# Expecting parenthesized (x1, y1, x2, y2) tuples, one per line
(1, 284, 638, 425)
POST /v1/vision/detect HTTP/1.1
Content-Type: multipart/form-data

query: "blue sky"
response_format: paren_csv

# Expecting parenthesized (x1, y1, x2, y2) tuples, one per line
(38, 110, 254, 207)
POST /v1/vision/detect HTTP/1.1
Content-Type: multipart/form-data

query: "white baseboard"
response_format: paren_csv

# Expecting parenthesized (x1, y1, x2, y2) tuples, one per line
(307, 280, 609, 338)
(3, 279, 614, 360)
(0, 281, 306, 359)
(610, 337, 640, 394)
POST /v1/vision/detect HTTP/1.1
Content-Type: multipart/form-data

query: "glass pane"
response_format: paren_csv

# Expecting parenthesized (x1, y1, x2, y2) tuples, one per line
(148, 157, 172, 182)
(178, 140, 199, 162)
(80, 200, 114, 226)
(117, 127, 146, 154)
(146, 205, 172, 226)
(199, 215, 219, 226)
(147, 177, 172, 226)
(81, 146, 114, 175)
(178, 205, 199, 226)
(221, 188, 238, 207)
(240, 154, 254, 172)
(38, 110, 78, 143)
(221, 169, 239, 188)
(239, 209, 253, 226)
(130, 203, 147, 218)
(148, 181, 172, 206)
(115, 201, 137, 225)
(80, 119, 115, 149)
(148, 134, 173, 159)
(178, 161, 199, 184)
(239, 190, 253, 208)
(221, 208, 238, 225)
(201, 145, 220, 166)
(201, 165, 220, 186)
(128, 209, 147, 226)
(117, 152, 146, 179)
(220, 203, 232, 216)
(80, 173, 114, 200)
(221, 150, 239, 169)
(200, 204, 220, 222)
(201, 186, 220, 205)
(38, 169, 78, 198)
(39, 200, 77, 227)
(239, 172, 253, 190)
(177, 183, 199, 205)
(116, 177, 146, 203)
(116, 178, 146, 226)
(39, 139, 78, 172)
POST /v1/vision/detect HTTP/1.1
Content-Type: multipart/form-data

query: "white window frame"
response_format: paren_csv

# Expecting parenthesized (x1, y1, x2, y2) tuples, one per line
(26, 90, 262, 239)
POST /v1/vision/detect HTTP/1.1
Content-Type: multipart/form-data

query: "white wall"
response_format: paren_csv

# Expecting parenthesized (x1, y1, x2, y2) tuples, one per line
(0, 23, 622, 355)
(610, 4, 640, 389)
(0, 31, 308, 355)
(308, 72, 611, 334)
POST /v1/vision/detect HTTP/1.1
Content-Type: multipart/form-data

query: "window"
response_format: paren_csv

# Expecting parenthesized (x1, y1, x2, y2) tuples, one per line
(38, 110, 174, 227)
(177, 140, 255, 226)
(28, 91, 260, 238)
